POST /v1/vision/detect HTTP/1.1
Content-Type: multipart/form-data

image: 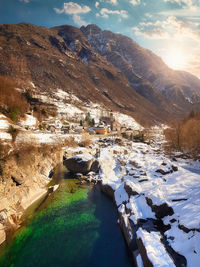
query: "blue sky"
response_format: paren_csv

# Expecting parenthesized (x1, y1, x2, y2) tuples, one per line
(1, 0, 200, 77)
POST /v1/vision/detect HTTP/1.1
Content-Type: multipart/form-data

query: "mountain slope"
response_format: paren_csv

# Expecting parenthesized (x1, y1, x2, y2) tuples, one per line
(81, 24, 200, 112)
(0, 23, 200, 126)
(0, 23, 170, 126)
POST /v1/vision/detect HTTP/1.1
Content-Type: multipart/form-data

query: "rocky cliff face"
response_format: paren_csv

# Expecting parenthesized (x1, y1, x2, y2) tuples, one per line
(0, 145, 63, 244)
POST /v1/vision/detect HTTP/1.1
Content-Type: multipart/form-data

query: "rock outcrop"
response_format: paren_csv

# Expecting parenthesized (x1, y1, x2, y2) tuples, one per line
(146, 198, 174, 219)
(0, 145, 63, 245)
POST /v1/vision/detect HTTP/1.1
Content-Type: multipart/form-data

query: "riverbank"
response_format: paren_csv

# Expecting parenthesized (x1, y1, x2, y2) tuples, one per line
(0, 178, 133, 267)
(0, 134, 200, 266)
(96, 138, 200, 267)
(62, 136, 200, 266)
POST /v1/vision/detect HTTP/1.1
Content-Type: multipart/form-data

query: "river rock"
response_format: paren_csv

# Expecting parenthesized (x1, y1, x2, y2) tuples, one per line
(172, 165, 178, 172)
(64, 154, 94, 174)
(124, 181, 140, 197)
(76, 173, 83, 179)
(155, 169, 170, 175)
(118, 159, 127, 166)
(129, 160, 141, 169)
(90, 160, 100, 173)
(178, 224, 200, 233)
(146, 197, 174, 219)
(100, 183, 114, 199)
(156, 164, 178, 175)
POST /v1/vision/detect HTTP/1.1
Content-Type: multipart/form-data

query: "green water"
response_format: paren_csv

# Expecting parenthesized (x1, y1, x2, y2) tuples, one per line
(0, 179, 133, 267)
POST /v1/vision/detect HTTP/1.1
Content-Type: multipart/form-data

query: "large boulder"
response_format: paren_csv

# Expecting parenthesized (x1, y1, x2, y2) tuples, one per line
(63, 154, 94, 174)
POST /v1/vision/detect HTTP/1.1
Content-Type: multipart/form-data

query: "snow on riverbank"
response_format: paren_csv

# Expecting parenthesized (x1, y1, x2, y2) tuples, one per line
(98, 139, 200, 266)
(137, 228, 175, 267)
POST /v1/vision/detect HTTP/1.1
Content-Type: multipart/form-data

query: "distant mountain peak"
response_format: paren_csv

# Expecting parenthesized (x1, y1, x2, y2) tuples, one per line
(81, 24, 102, 35)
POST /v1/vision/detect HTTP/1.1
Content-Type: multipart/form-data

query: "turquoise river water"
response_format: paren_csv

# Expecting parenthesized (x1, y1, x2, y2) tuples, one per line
(0, 177, 133, 267)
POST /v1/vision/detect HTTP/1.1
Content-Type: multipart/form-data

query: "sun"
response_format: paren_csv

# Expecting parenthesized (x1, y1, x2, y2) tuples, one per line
(162, 48, 186, 70)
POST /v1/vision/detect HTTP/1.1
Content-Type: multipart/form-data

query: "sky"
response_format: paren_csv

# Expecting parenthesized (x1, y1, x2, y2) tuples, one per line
(1, 0, 200, 77)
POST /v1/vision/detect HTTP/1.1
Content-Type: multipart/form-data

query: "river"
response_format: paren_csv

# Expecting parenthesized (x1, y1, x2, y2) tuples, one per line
(0, 177, 133, 267)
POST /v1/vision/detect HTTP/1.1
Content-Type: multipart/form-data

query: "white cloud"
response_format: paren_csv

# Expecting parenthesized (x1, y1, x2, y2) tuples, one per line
(165, 16, 200, 41)
(54, 2, 90, 27)
(95, 0, 118, 6)
(108, 0, 118, 5)
(133, 26, 169, 39)
(72, 14, 88, 26)
(159, 6, 200, 17)
(54, 8, 64, 14)
(145, 13, 152, 18)
(130, 0, 141, 5)
(99, 8, 128, 18)
(54, 2, 91, 15)
(163, 0, 197, 8)
(133, 16, 200, 41)
(19, 0, 30, 3)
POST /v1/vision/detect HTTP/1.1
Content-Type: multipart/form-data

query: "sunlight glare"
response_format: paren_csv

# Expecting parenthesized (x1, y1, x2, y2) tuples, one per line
(163, 48, 186, 70)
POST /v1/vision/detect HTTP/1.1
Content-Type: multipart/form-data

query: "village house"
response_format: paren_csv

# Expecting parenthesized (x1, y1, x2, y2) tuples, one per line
(93, 127, 107, 135)
(61, 125, 70, 134)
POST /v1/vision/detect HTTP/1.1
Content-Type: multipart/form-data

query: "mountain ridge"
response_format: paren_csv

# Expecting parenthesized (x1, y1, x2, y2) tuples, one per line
(81, 24, 200, 109)
(0, 22, 199, 126)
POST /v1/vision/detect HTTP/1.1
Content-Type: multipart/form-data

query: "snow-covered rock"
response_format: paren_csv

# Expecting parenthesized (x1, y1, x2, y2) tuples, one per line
(97, 138, 200, 267)
(137, 228, 175, 267)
